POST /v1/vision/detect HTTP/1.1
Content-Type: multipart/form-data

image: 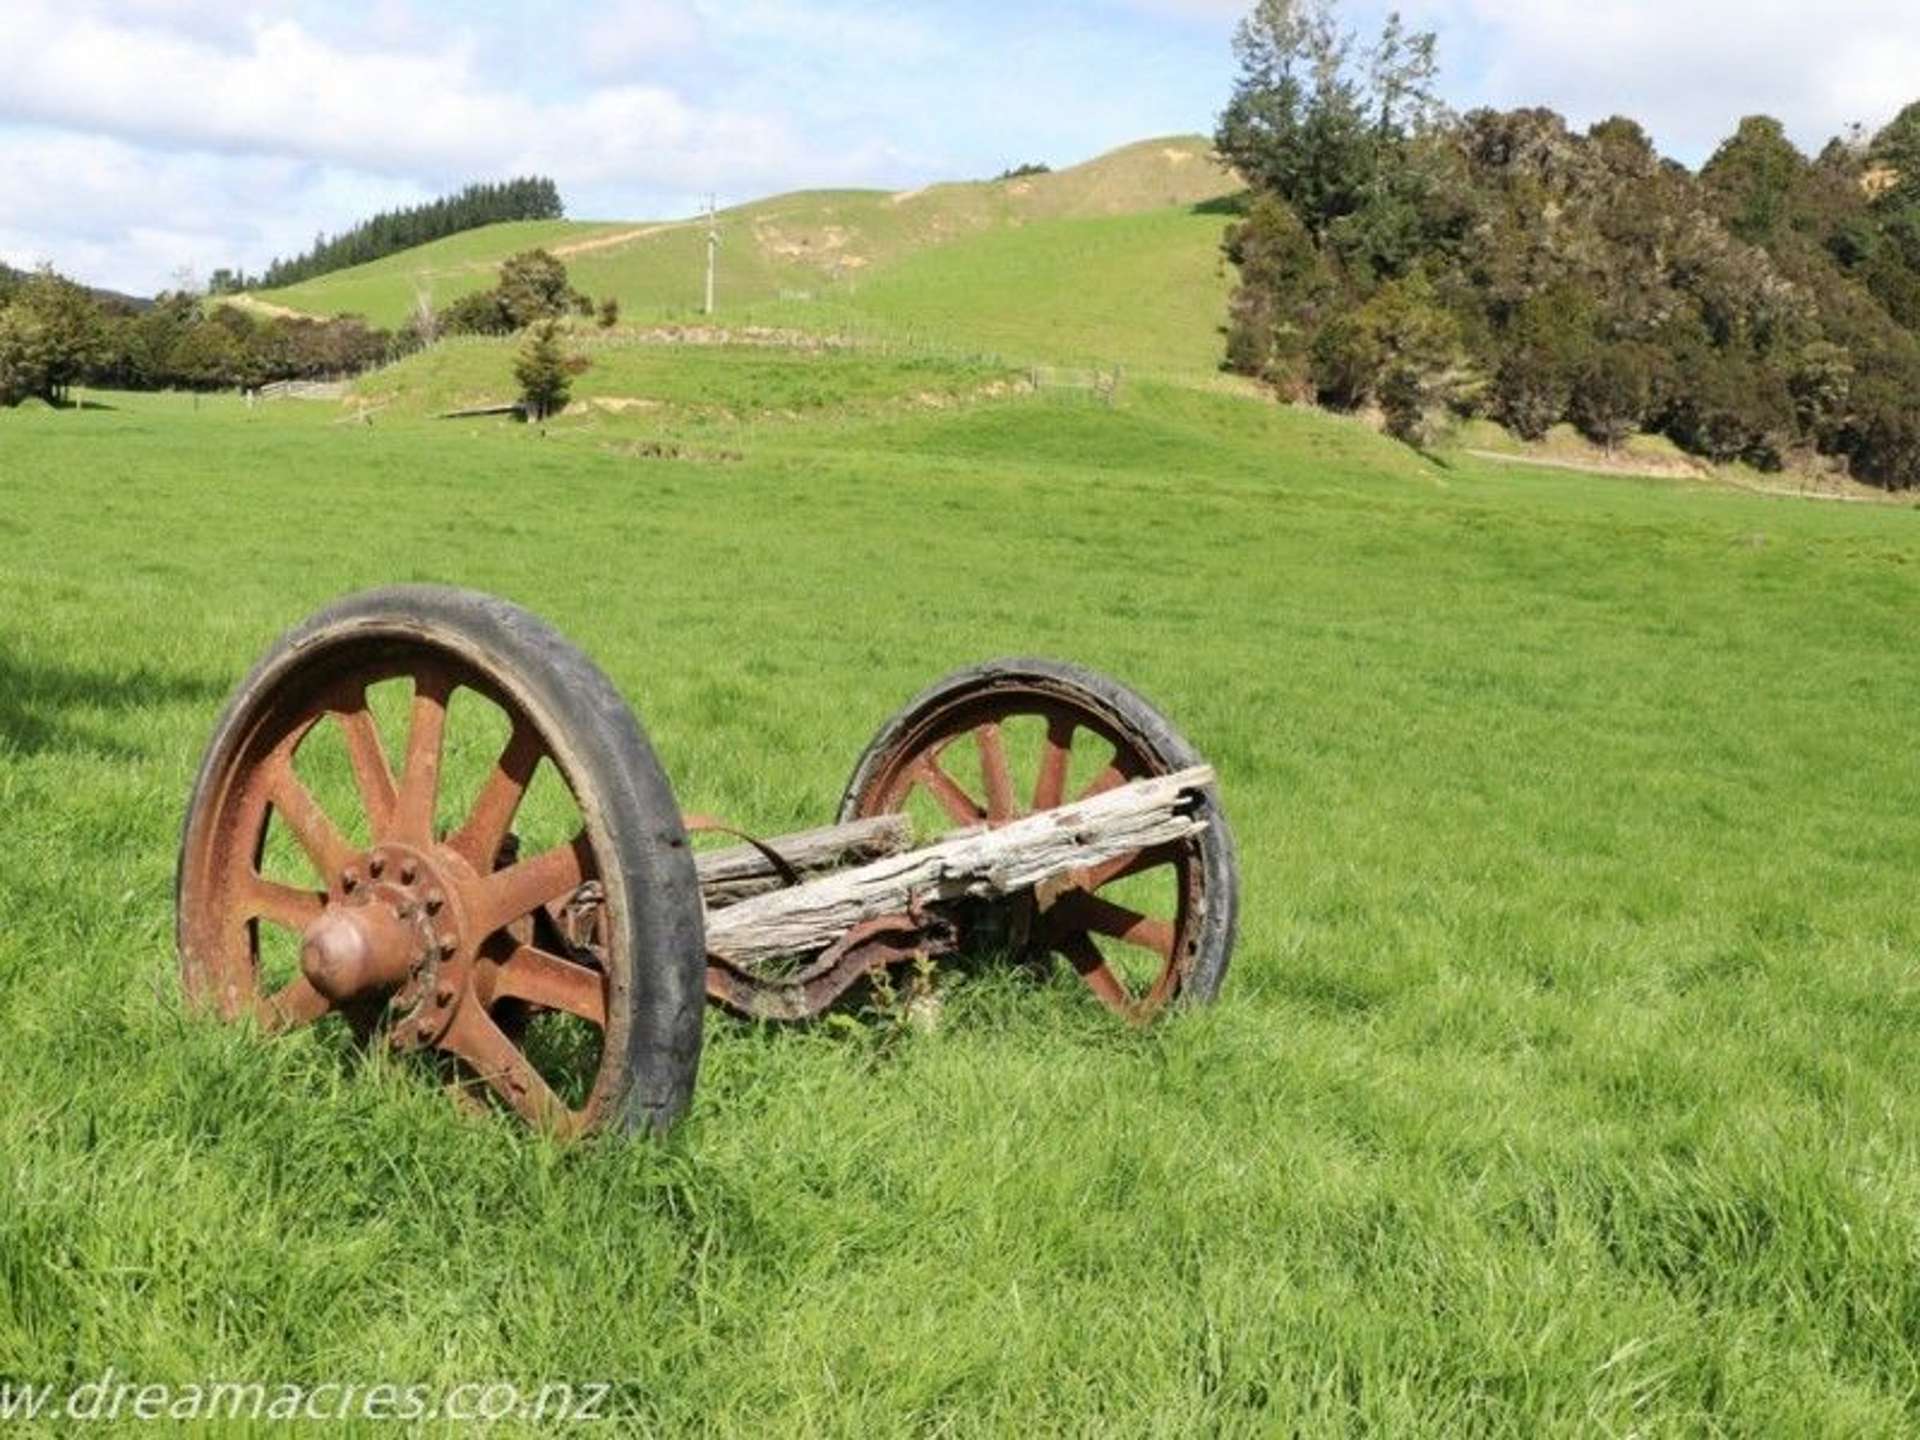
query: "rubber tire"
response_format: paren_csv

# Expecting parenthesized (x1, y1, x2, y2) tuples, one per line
(176, 585, 707, 1136)
(837, 658, 1240, 1007)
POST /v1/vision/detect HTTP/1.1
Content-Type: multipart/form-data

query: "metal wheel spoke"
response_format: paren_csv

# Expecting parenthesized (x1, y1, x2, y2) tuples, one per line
(1139, 954, 1184, 1016)
(257, 974, 331, 1033)
(438, 1003, 573, 1133)
(472, 833, 593, 939)
(262, 755, 354, 884)
(335, 697, 398, 838)
(1032, 714, 1075, 812)
(1053, 890, 1176, 960)
(976, 722, 1018, 823)
(1084, 842, 1179, 894)
(1075, 761, 1131, 804)
(1057, 931, 1138, 1019)
(245, 877, 326, 933)
(448, 723, 544, 872)
(490, 944, 607, 1026)
(838, 665, 1229, 1037)
(391, 668, 453, 844)
(916, 757, 986, 827)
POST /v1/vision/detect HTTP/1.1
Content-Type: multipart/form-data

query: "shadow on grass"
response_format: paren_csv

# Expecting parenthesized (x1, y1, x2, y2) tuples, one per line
(20, 394, 120, 412)
(706, 942, 1108, 1051)
(0, 642, 227, 759)
(1192, 192, 1252, 218)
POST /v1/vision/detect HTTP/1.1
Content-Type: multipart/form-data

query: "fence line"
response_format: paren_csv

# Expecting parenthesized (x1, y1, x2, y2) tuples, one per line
(1028, 365, 1125, 406)
(257, 379, 348, 401)
(358, 317, 1136, 408)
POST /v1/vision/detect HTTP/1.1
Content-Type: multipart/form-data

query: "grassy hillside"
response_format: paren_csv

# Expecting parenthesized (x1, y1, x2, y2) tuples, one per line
(249, 138, 1239, 372)
(2, 368, 1918, 1429)
(249, 219, 630, 322)
(356, 336, 1022, 421)
(798, 205, 1237, 374)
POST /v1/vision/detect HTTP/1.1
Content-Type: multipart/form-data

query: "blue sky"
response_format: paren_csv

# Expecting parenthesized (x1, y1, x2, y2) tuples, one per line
(2, 0, 1917, 293)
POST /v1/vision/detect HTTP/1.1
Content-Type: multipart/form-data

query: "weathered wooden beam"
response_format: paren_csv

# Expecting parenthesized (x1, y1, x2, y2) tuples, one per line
(696, 814, 914, 909)
(704, 767, 1212, 971)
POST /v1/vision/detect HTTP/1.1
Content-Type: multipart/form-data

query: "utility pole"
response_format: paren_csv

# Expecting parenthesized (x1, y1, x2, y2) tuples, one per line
(704, 194, 718, 317)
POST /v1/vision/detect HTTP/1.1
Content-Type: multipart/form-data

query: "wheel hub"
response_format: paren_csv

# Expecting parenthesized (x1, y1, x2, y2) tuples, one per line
(298, 901, 420, 1002)
(299, 843, 471, 1046)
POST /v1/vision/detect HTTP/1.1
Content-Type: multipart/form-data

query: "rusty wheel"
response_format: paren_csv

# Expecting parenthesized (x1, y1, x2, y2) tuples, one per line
(176, 587, 705, 1137)
(838, 659, 1238, 1021)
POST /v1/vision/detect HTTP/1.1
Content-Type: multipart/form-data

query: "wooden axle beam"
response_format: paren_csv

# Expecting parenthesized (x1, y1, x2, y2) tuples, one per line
(703, 767, 1213, 972)
(695, 814, 913, 909)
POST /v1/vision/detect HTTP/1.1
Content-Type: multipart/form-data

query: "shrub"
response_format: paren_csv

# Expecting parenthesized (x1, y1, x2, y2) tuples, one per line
(1493, 346, 1570, 441)
(441, 290, 511, 336)
(497, 250, 573, 329)
(1377, 363, 1429, 444)
(1662, 357, 1794, 468)
(1222, 196, 1330, 387)
(1310, 312, 1384, 408)
(1788, 341, 1853, 445)
(0, 307, 51, 405)
(1569, 345, 1654, 449)
(513, 320, 575, 421)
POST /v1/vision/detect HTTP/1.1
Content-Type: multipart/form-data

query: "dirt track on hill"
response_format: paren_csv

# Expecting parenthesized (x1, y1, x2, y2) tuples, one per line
(550, 221, 694, 259)
(220, 293, 317, 322)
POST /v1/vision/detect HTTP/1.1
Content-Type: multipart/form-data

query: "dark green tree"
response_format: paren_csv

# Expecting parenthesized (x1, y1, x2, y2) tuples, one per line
(1568, 345, 1655, 450)
(1216, 1, 1442, 240)
(0, 307, 52, 405)
(1221, 194, 1330, 387)
(513, 320, 573, 421)
(496, 250, 573, 329)
(1701, 116, 1807, 245)
(441, 289, 513, 336)
(11, 268, 109, 403)
(168, 321, 246, 390)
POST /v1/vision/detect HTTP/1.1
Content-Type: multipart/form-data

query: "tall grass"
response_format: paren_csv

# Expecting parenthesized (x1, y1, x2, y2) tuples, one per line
(0, 382, 1916, 1433)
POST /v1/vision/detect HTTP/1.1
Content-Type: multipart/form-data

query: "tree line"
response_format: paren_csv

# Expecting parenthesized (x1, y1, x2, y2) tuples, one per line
(0, 247, 615, 408)
(0, 270, 399, 405)
(1216, 0, 1920, 489)
(216, 178, 565, 293)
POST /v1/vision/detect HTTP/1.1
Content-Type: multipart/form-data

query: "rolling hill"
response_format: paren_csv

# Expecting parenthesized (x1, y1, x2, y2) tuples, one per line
(249, 137, 1241, 373)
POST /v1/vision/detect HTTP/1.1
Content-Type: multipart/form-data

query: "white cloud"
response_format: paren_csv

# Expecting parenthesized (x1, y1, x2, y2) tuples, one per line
(0, 129, 429, 289)
(581, 0, 705, 79)
(1397, 0, 1920, 161)
(0, 5, 809, 187)
(0, 0, 921, 289)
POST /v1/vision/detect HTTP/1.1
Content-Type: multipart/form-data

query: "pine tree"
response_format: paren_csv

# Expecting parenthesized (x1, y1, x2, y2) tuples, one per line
(257, 178, 567, 289)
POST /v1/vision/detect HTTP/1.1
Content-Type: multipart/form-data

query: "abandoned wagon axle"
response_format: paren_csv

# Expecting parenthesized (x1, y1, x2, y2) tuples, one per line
(175, 587, 1240, 1137)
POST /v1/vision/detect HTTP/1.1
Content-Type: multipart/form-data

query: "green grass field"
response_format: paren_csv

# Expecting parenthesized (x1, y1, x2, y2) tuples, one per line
(2, 365, 1917, 1433)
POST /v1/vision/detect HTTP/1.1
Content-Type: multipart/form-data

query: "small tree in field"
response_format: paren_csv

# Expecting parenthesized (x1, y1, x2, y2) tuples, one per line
(513, 320, 571, 420)
(13, 267, 108, 404)
(497, 249, 572, 328)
